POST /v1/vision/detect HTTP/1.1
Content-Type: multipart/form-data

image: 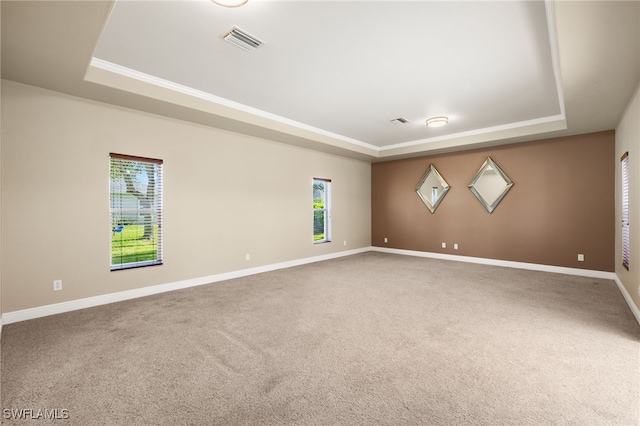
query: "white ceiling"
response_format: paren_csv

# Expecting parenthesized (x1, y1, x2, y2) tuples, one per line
(2, 1, 639, 161)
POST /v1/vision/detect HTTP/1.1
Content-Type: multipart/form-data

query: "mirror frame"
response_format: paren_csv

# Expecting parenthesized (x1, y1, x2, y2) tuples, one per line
(415, 164, 450, 214)
(468, 157, 513, 213)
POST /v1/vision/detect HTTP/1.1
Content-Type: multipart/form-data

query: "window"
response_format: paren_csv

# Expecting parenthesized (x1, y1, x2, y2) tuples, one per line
(110, 153, 163, 270)
(313, 178, 331, 243)
(622, 152, 630, 270)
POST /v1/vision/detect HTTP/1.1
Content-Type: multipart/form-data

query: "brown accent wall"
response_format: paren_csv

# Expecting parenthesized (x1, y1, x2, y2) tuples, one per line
(372, 131, 615, 272)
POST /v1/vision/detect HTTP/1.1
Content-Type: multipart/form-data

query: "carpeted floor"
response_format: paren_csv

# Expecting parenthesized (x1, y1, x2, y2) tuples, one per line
(2, 252, 639, 425)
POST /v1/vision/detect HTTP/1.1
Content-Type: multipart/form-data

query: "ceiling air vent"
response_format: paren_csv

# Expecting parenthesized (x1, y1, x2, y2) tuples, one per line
(222, 26, 263, 51)
(391, 117, 410, 126)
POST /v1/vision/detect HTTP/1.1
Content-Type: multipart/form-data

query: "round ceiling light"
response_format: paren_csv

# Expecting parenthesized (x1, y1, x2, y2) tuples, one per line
(426, 116, 449, 128)
(211, 0, 248, 7)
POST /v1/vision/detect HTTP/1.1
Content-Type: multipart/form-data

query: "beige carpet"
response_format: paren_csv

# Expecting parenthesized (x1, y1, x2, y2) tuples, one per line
(2, 252, 639, 425)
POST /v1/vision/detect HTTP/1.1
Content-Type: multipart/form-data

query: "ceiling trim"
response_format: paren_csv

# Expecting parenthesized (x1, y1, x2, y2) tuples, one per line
(83, 0, 569, 160)
(87, 56, 567, 160)
(87, 58, 379, 152)
(83, 0, 571, 161)
(378, 114, 567, 153)
(4, 0, 636, 164)
(545, 0, 566, 120)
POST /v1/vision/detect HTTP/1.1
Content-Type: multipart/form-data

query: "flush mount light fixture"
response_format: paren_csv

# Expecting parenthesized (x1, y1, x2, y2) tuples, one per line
(211, 0, 248, 7)
(426, 116, 449, 128)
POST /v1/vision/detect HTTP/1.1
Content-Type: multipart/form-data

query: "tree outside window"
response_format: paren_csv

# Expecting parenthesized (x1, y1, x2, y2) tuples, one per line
(110, 154, 163, 270)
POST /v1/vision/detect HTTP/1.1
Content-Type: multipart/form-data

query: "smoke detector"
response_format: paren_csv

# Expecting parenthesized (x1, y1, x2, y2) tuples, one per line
(222, 27, 264, 51)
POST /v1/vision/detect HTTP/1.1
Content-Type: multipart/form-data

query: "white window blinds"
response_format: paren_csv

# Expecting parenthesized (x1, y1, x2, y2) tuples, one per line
(313, 178, 332, 243)
(621, 152, 630, 271)
(110, 153, 164, 270)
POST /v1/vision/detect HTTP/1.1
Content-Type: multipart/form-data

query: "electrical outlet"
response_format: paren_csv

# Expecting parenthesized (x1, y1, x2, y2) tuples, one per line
(441, 242, 446, 248)
(454, 243, 459, 250)
(343, 240, 347, 246)
(577, 254, 584, 262)
(245, 254, 251, 261)
(384, 237, 388, 243)
(53, 280, 62, 291)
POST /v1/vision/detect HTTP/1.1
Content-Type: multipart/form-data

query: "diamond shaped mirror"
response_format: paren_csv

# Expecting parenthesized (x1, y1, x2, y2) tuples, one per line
(468, 157, 513, 213)
(415, 164, 450, 213)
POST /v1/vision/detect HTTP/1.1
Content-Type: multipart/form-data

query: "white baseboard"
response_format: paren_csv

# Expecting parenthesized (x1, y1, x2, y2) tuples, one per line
(2, 247, 370, 325)
(4, 246, 637, 328)
(371, 246, 616, 280)
(613, 275, 640, 326)
(373, 247, 640, 327)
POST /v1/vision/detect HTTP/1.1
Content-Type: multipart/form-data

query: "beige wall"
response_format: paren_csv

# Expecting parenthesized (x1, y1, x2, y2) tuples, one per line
(616, 82, 640, 312)
(372, 132, 615, 272)
(0, 80, 371, 313)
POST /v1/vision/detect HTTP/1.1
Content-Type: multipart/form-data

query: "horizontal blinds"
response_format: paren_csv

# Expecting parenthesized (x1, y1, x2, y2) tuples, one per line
(110, 154, 164, 270)
(324, 180, 332, 242)
(313, 178, 332, 243)
(622, 152, 629, 270)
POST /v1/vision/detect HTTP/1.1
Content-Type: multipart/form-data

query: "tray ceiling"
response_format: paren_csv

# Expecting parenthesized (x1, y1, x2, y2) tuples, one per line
(2, 1, 638, 161)
(91, 0, 564, 151)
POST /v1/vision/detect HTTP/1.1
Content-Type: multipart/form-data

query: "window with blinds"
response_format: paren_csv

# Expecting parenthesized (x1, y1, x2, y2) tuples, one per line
(313, 178, 332, 244)
(110, 154, 163, 270)
(621, 152, 630, 271)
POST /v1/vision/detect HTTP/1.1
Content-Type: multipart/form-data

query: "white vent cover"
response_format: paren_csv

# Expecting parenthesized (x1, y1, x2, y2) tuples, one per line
(391, 117, 410, 126)
(222, 26, 263, 51)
